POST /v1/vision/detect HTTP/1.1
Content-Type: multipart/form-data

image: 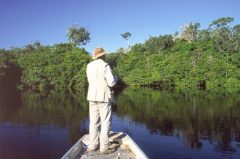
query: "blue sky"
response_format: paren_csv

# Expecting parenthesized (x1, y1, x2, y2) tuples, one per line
(1, 0, 240, 53)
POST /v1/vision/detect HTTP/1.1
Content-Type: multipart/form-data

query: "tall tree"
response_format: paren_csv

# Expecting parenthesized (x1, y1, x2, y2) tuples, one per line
(209, 17, 236, 78)
(180, 23, 200, 42)
(209, 17, 234, 30)
(233, 24, 240, 36)
(145, 35, 174, 54)
(233, 24, 240, 46)
(67, 24, 90, 47)
(121, 32, 132, 46)
(209, 17, 236, 54)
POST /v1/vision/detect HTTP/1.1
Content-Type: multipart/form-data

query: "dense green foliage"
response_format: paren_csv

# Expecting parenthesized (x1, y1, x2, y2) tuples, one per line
(15, 43, 91, 92)
(67, 25, 90, 47)
(113, 17, 240, 90)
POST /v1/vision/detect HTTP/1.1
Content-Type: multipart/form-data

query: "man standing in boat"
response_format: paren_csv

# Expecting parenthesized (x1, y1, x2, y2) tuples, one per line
(86, 47, 118, 154)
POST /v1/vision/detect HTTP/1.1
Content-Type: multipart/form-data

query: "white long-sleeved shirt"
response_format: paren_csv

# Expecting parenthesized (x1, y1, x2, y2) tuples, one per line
(86, 59, 117, 102)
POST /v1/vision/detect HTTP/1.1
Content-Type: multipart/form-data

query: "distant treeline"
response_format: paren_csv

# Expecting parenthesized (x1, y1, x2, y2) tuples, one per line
(0, 17, 240, 92)
(109, 17, 240, 91)
(0, 44, 91, 93)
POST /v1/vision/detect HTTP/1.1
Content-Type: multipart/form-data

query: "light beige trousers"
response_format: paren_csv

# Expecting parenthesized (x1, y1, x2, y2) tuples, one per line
(88, 101, 112, 151)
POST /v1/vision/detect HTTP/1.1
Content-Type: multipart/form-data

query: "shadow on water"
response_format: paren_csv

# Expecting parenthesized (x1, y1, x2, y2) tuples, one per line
(0, 62, 22, 121)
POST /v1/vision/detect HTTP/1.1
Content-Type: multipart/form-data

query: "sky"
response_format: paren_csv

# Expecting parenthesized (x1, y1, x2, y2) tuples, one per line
(1, 0, 240, 53)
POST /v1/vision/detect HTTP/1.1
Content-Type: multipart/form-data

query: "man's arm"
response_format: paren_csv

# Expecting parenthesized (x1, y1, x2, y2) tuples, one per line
(105, 65, 118, 87)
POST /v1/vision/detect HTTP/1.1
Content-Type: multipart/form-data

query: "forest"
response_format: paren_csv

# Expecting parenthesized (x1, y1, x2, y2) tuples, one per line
(0, 17, 240, 93)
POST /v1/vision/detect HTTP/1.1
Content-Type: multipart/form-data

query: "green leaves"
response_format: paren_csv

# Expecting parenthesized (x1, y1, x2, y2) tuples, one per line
(145, 35, 174, 54)
(17, 45, 91, 92)
(67, 25, 90, 47)
(113, 19, 240, 90)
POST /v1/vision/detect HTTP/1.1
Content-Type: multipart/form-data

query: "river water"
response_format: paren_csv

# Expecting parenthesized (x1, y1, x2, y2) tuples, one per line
(0, 69, 240, 159)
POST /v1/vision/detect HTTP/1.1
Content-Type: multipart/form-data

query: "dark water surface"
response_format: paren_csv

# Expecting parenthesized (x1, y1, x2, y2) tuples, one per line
(0, 70, 240, 158)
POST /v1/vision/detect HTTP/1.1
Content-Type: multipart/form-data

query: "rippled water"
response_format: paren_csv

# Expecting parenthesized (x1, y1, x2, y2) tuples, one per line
(0, 68, 240, 159)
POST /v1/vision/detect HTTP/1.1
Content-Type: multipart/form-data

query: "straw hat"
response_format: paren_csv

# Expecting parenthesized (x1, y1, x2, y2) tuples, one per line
(92, 47, 106, 60)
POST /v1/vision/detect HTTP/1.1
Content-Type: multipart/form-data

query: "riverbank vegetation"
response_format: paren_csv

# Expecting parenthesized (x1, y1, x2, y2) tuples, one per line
(0, 17, 240, 92)
(113, 17, 240, 90)
(18, 44, 91, 93)
(0, 43, 91, 93)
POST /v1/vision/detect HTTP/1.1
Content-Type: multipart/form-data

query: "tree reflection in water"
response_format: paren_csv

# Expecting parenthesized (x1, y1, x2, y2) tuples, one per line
(0, 62, 22, 122)
(1, 70, 240, 159)
(114, 88, 240, 153)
